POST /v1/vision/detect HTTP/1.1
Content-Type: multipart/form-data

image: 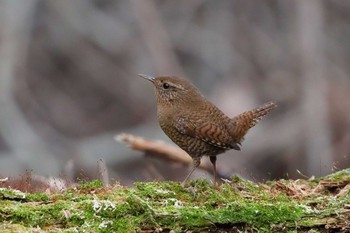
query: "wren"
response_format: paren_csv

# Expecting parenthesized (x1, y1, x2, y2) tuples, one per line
(138, 74, 277, 186)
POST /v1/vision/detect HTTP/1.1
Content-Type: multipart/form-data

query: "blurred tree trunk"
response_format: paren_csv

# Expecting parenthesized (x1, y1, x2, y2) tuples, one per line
(296, 0, 333, 176)
(0, 0, 59, 174)
(131, 0, 185, 76)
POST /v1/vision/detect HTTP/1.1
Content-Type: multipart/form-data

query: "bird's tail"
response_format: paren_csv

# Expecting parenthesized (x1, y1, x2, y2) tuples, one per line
(229, 101, 277, 143)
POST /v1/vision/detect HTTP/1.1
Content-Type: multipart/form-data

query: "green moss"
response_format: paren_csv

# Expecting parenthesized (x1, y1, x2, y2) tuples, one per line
(77, 179, 104, 190)
(25, 193, 49, 202)
(0, 223, 29, 233)
(131, 179, 306, 231)
(324, 168, 350, 180)
(1, 170, 350, 232)
(0, 188, 26, 200)
(1, 200, 69, 227)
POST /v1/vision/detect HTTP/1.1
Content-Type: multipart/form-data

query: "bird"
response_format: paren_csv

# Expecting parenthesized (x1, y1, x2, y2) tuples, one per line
(138, 74, 277, 186)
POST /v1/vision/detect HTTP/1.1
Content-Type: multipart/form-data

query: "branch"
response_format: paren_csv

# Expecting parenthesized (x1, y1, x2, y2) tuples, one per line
(115, 133, 212, 173)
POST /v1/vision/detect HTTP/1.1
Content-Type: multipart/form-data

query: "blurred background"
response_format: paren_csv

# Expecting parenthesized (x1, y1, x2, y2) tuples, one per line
(0, 0, 349, 186)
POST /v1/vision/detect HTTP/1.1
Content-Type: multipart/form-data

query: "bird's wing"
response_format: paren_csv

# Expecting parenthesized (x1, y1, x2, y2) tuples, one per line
(175, 115, 241, 150)
(228, 101, 277, 143)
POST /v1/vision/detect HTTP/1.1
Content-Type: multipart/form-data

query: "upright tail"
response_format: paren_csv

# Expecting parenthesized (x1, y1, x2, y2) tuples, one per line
(229, 101, 277, 143)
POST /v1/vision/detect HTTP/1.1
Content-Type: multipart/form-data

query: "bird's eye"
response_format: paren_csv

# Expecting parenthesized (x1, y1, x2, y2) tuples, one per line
(163, 83, 170, 89)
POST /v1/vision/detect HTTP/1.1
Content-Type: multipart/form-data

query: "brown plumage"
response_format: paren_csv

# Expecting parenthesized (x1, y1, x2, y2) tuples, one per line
(138, 74, 277, 186)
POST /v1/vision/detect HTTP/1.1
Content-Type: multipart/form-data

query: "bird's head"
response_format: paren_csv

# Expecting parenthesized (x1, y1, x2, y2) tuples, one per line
(138, 74, 203, 106)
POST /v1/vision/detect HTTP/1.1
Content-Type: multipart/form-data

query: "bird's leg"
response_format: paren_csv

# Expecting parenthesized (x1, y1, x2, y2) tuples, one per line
(210, 156, 218, 186)
(181, 157, 201, 187)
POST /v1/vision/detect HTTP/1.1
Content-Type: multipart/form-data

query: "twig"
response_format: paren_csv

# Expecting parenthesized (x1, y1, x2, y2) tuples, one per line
(115, 133, 212, 173)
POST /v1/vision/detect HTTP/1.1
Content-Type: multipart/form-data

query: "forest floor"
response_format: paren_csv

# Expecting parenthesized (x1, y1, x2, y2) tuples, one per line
(0, 169, 350, 232)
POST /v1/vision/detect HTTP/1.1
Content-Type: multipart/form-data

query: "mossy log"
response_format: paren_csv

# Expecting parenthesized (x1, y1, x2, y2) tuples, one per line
(1, 169, 350, 232)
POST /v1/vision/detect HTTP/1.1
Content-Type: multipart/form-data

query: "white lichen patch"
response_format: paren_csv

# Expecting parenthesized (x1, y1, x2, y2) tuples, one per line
(0, 188, 26, 199)
(162, 198, 183, 208)
(99, 220, 112, 228)
(155, 189, 175, 195)
(92, 195, 116, 213)
(297, 204, 317, 214)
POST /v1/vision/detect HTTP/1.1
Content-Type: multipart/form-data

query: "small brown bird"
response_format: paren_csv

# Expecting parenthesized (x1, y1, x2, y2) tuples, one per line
(139, 74, 277, 186)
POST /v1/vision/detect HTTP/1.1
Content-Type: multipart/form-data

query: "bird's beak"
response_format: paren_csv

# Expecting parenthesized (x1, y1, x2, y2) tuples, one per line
(138, 74, 155, 83)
